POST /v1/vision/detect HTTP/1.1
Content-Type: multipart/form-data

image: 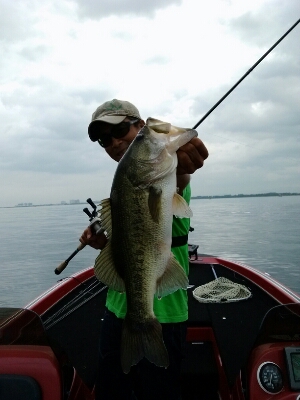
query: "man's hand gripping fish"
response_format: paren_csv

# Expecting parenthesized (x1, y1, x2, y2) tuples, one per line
(94, 118, 198, 373)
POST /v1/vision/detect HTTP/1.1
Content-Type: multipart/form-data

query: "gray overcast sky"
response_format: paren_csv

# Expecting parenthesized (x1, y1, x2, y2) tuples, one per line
(0, 0, 299, 206)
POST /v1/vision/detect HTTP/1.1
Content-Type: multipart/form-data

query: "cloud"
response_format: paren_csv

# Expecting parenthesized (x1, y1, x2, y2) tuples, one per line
(191, 5, 300, 140)
(72, 0, 182, 19)
(144, 55, 170, 65)
(0, 78, 115, 175)
(0, 1, 37, 43)
(224, 0, 300, 47)
(19, 45, 49, 62)
(0, 0, 299, 206)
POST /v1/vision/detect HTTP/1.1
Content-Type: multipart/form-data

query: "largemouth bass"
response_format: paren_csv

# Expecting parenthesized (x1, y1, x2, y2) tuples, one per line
(94, 118, 198, 373)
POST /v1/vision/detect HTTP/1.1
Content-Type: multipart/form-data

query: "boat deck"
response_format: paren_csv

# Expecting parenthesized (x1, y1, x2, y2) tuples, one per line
(38, 257, 281, 398)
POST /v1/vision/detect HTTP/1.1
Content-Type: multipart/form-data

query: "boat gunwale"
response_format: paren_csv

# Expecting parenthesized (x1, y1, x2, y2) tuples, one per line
(27, 254, 300, 317)
(193, 256, 300, 304)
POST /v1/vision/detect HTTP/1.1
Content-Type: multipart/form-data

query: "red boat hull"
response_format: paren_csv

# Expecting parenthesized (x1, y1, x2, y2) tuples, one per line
(1, 254, 299, 399)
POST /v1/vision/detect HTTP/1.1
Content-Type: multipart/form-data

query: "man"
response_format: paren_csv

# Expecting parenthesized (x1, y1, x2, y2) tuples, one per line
(80, 99, 208, 399)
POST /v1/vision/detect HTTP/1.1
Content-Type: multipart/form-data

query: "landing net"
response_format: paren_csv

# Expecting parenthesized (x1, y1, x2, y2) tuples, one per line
(193, 276, 251, 303)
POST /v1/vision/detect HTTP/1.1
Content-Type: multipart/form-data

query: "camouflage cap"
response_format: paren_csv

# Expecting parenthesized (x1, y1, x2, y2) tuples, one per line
(90, 99, 141, 125)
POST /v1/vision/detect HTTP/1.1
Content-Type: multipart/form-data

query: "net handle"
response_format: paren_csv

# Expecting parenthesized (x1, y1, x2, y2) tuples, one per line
(211, 264, 218, 280)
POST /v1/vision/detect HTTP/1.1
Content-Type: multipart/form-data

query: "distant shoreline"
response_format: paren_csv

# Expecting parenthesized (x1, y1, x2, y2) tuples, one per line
(1, 192, 299, 209)
(1, 202, 101, 209)
(191, 192, 300, 200)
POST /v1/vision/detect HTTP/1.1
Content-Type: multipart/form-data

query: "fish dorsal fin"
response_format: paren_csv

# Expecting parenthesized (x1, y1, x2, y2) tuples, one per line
(156, 253, 189, 298)
(146, 117, 171, 134)
(94, 241, 125, 292)
(148, 186, 162, 223)
(172, 193, 193, 218)
(146, 117, 187, 136)
(99, 198, 112, 238)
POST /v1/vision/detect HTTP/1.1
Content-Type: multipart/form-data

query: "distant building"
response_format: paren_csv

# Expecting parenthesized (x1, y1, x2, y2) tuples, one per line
(61, 201, 67, 205)
(70, 200, 80, 204)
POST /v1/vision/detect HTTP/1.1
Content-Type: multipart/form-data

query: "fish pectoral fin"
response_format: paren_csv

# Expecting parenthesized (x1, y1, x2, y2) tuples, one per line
(99, 198, 112, 238)
(172, 193, 193, 218)
(121, 317, 169, 374)
(156, 254, 189, 298)
(94, 241, 125, 292)
(148, 186, 162, 223)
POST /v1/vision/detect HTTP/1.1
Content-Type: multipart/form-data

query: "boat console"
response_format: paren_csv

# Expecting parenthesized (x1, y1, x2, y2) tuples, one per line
(247, 304, 300, 399)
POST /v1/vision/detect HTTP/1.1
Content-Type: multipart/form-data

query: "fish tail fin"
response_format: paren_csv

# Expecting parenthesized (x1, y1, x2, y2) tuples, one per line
(121, 317, 169, 374)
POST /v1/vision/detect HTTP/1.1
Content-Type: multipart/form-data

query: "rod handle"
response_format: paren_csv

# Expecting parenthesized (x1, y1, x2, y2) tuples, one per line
(54, 242, 86, 275)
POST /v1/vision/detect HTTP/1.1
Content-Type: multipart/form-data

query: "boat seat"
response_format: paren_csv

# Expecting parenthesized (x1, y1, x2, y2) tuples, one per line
(0, 345, 62, 400)
(181, 327, 220, 400)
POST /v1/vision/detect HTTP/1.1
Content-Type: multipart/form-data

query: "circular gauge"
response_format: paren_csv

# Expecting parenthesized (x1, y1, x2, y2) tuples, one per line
(257, 362, 284, 394)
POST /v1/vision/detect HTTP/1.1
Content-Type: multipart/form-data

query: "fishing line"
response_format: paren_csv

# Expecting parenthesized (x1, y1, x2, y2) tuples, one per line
(206, 133, 278, 156)
(208, 134, 256, 149)
(53, 19, 300, 276)
(193, 18, 300, 130)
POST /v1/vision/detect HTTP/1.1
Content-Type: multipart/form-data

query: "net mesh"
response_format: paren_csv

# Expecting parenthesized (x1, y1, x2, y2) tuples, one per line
(193, 277, 251, 303)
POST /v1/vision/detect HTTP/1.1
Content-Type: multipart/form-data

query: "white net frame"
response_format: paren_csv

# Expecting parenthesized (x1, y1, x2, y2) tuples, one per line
(193, 276, 252, 303)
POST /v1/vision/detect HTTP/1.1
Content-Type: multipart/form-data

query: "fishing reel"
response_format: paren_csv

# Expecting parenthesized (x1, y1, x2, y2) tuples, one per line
(54, 198, 104, 275)
(83, 198, 103, 236)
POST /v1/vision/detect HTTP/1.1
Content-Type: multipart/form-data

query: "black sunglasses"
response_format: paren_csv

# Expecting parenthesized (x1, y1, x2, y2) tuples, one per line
(96, 119, 139, 148)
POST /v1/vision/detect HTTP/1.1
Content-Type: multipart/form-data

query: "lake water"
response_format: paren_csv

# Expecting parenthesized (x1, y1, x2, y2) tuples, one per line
(0, 196, 299, 307)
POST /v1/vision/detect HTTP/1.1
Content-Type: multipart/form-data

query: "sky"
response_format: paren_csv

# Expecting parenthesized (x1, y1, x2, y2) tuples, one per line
(0, 0, 299, 207)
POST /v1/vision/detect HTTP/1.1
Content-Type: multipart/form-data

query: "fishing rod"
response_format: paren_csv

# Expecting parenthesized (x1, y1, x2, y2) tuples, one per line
(54, 198, 104, 275)
(54, 19, 299, 275)
(192, 18, 300, 130)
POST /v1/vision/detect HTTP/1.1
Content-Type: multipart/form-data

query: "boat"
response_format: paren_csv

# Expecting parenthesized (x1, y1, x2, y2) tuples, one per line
(1, 244, 300, 400)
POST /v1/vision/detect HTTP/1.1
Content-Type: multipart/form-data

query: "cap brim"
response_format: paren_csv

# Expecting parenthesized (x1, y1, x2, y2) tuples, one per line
(94, 115, 126, 124)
